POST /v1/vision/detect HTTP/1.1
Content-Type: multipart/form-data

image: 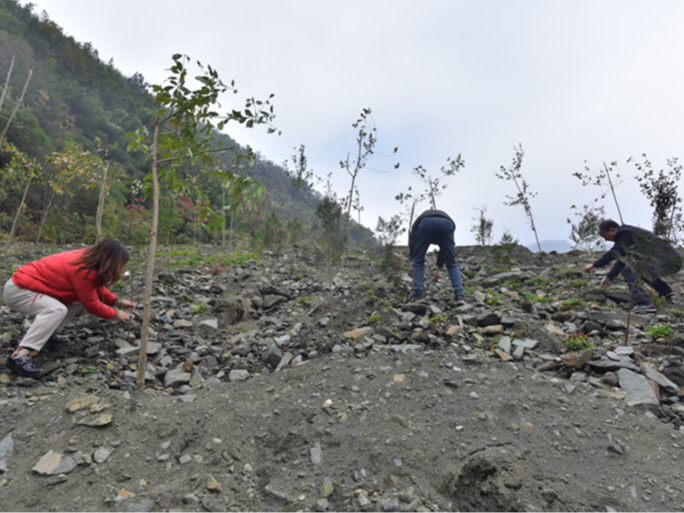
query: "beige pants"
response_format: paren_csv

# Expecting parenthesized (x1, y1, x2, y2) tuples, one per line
(3, 279, 84, 352)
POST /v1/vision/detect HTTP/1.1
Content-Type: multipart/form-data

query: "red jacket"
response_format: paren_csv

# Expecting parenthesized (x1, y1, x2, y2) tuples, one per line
(12, 248, 118, 319)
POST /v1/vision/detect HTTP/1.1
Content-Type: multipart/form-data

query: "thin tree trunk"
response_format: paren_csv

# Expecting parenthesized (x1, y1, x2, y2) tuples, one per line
(137, 121, 160, 391)
(603, 162, 624, 225)
(95, 161, 109, 242)
(0, 68, 32, 145)
(36, 190, 55, 244)
(222, 187, 227, 247)
(4, 163, 33, 262)
(0, 57, 15, 122)
(229, 210, 236, 250)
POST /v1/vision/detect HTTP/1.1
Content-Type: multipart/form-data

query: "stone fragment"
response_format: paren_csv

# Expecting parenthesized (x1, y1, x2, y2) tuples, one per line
(513, 339, 539, 350)
(125, 499, 155, 512)
(498, 336, 512, 354)
(401, 303, 427, 315)
(322, 477, 334, 497)
(263, 295, 288, 309)
(588, 310, 649, 326)
(476, 312, 501, 327)
(310, 443, 323, 465)
(93, 447, 113, 464)
(77, 414, 112, 427)
(344, 327, 373, 339)
(164, 368, 192, 388)
(66, 395, 100, 413)
(545, 323, 565, 336)
(197, 318, 219, 337)
(615, 346, 634, 356)
(0, 434, 14, 474)
(501, 315, 525, 327)
(642, 364, 679, 394)
(229, 369, 250, 382)
(206, 474, 222, 493)
(588, 359, 640, 372)
(173, 320, 193, 329)
(483, 324, 504, 335)
(617, 369, 659, 407)
(32, 451, 77, 476)
(562, 349, 593, 369)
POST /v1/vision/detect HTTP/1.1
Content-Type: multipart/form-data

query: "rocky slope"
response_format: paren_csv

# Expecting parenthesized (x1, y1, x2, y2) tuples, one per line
(2, 243, 684, 512)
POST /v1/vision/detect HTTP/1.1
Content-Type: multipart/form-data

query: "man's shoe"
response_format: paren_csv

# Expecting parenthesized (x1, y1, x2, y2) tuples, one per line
(631, 303, 657, 314)
(408, 293, 424, 302)
(7, 355, 43, 378)
(662, 291, 676, 301)
(43, 334, 67, 353)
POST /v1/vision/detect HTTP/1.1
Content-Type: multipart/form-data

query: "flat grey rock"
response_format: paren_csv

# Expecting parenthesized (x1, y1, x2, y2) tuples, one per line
(617, 369, 659, 407)
(642, 364, 679, 394)
(0, 433, 13, 473)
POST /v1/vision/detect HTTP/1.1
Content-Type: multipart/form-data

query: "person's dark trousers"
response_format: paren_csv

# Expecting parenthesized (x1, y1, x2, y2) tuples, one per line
(621, 265, 673, 305)
(411, 216, 464, 298)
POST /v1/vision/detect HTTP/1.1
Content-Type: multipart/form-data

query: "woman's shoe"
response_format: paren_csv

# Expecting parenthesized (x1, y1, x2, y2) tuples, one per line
(7, 354, 43, 378)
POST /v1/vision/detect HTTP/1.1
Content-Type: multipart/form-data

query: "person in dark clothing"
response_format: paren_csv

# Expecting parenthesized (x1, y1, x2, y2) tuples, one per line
(408, 209, 465, 301)
(584, 219, 682, 314)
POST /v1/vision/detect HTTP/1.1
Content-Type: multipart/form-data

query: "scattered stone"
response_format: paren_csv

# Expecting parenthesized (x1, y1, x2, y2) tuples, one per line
(617, 369, 659, 407)
(562, 349, 593, 369)
(93, 447, 113, 464)
(263, 295, 288, 309)
(513, 338, 539, 350)
(321, 477, 334, 497)
(498, 336, 512, 354)
(66, 395, 100, 413)
(206, 473, 222, 493)
(642, 365, 679, 394)
(0, 434, 14, 474)
(32, 451, 77, 476)
(76, 414, 112, 427)
(229, 369, 250, 382)
(311, 443, 323, 465)
(344, 327, 373, 339)
(164, 368, 192, 388)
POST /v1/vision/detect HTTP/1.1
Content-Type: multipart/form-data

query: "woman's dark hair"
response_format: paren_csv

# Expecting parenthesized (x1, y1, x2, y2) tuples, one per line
(73, 238, 130, 287)
(598, 219, 620, 233)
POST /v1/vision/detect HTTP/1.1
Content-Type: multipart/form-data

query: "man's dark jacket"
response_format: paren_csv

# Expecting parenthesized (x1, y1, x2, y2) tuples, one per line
(408, 209, 455, 268)
(593, 225, 682, 279)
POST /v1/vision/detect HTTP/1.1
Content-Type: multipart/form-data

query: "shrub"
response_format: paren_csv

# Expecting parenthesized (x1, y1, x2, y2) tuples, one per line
(563, 334, 594, 351)
(645, 324, 674, 340)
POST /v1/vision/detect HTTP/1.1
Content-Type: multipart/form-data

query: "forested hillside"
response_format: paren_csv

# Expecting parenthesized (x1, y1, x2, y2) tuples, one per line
(0, 0, 373, 247)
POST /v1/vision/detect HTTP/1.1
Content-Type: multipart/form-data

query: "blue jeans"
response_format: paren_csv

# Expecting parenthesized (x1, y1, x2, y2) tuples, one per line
(411, 216, 464, 298)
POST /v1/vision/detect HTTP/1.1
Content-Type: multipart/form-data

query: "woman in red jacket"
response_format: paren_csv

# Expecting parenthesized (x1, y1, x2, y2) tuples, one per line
(3, 238, 135, 378)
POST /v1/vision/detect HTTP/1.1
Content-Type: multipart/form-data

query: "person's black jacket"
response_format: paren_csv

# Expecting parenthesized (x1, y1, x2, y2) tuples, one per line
(593, 224, 682, 279)
(408, 209, 455, 267)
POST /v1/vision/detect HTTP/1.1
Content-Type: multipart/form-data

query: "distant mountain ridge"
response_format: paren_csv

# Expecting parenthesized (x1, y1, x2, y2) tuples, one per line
(527, 240, 573, 253)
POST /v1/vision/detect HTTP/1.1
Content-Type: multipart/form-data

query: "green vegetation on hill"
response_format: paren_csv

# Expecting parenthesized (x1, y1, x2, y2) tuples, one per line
(0, 0, 374, 248)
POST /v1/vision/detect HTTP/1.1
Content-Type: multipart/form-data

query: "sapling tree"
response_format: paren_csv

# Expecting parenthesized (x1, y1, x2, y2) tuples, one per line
(283, 144, 317, 245)
(471, 206, 493, 247)
(567, 204, 605, 252)
(127, 54, 277, 390)
(3, 145, 40, 258)
(339, 108, 398, 241)
(375, 214, 405, 283)
(340, 108, 375, 241)
(631, 154, 682, 242)
(316, 174, 345, 290)
(412, 155, 465, 209)
(0, 61, 33, 145)
(495, 144, 541, 252)
(574, 160, 626, 225)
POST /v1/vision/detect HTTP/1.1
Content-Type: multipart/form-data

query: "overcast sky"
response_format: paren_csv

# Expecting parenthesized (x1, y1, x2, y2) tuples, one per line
(19, 0, 684, 247)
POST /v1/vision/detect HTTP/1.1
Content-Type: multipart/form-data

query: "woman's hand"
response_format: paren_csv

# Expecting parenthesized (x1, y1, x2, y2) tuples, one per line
(114, 309, 132, 322)
(118, 299, 136, 310)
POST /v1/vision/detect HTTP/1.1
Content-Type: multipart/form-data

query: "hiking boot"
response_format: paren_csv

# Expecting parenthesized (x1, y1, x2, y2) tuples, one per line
(408, 293, 424, 302)
(7, 354, 43, 378)
(662, 291, 676, 301)
(43, 334, 67, 353)
(631, 303, 657, 314)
